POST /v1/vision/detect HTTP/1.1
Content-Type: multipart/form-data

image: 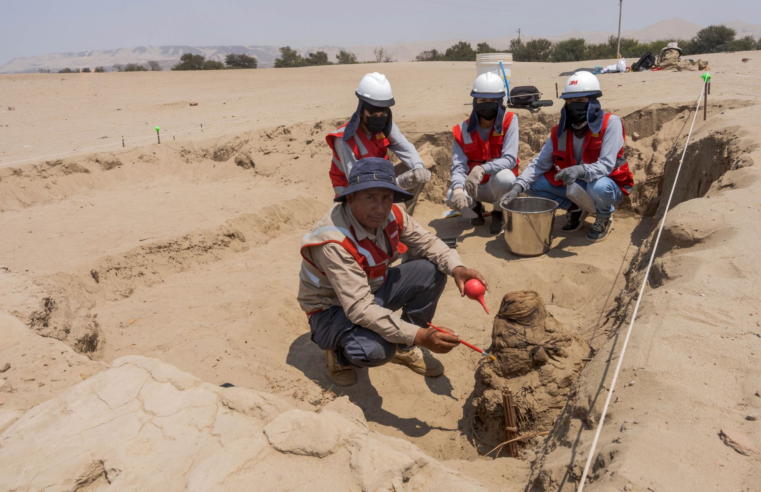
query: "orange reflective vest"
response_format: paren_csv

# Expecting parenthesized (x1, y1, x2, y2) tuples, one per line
(452, 112, 520, 185)
(547, 113, 634, 195)
(326, 123, 391, 189)
(300, 204, 408, 308)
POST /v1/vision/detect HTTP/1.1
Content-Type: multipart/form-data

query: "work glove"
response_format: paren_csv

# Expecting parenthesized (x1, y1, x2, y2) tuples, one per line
(465, 165, 485, 198)
(499, 184, 523, 210)
(554, 165, 586, 186)
(451, 188, 469, 211)
(396, 167, 431, 190)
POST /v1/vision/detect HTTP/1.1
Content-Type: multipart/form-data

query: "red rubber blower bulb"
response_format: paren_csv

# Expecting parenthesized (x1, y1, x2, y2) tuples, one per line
(464, 279, 489, 314)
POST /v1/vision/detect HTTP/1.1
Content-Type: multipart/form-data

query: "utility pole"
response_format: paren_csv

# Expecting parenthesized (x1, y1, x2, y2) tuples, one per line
(616, 0, 623, 58)
(517, 28, 521, 43)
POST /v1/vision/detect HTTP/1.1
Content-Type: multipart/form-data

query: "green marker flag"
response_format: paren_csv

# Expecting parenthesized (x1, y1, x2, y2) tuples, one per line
(701, 72, 711, 83)
(155, 126, 160, 133)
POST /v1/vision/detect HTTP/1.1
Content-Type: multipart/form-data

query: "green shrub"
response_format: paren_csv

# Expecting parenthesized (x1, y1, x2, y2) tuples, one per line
(203, 60, 225, 70)
(730, 35, 757, 52)
(94, 66, 106, 73)
(476, 42, 497, 54)
(58, 68, 73, 73)
(415, 49, 443, 62)
(336, 50, 358, 64)
(443, 41, 476, 61)
(124, 63, 148, 72)
(225, 53, 258, 69)
(306, 51, 332, 66)
(551, 38, 587, 62)
(147, 61, 162, 71)
(523, 39, 553, 62)
(274, 46, 306, 68)
(172, 53, 206, 71)
(691, 25, 736, 53)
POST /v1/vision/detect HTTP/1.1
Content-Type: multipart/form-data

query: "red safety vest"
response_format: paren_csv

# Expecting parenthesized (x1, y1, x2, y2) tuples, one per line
(546, 113, 634, 195)
(326, 123, 391, 189)
(301, 204, 408, 289)
(452, 112, 520, 185)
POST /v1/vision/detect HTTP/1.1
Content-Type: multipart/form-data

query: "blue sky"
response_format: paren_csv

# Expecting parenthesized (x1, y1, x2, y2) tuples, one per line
(1, 0, 759, 64)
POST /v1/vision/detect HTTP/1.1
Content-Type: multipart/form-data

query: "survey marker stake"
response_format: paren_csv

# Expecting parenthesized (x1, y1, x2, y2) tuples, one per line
(701, 72, 711, 121)
(155, 126, 161, 144)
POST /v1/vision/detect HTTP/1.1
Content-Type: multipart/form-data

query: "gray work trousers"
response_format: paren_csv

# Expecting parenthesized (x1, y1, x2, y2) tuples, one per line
(445, 168, 516, 210)
(309, 259, 447, 368)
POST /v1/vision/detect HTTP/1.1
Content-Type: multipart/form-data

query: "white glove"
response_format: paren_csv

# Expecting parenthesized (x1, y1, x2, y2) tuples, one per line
(465, 165, 485, 198)
(413, 167, 431, 184)
(451, 188, 469, 211)
(396, 167, 431, 190)
(555, 165, 585, 185)
(499, 184, 523, 210)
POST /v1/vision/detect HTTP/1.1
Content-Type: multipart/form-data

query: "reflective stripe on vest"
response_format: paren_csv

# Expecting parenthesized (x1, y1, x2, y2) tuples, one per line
(301, 204, 407, 282)
(326, 123, 391, 190)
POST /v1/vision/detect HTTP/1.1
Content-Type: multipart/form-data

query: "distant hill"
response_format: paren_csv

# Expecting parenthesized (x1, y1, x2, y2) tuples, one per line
(623, 18, 703, 42)
(2, 18, 760, 74)
(725, 20, 761, 38)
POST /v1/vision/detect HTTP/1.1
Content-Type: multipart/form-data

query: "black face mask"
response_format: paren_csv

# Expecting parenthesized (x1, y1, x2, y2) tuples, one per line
(365, 115, 387, 134)
(475, 102, 499, 121)
(565, 102, 589, 126)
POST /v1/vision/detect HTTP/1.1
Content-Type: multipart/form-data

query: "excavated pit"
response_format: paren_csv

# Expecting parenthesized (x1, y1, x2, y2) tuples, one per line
(0, 101, 754, 472)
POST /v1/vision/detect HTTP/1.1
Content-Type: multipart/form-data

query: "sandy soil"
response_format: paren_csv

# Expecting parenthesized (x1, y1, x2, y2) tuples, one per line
(1, 53, 760, 491)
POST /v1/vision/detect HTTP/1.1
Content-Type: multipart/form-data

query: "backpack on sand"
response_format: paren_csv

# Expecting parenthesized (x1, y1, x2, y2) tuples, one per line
(632, 52, 656, 72)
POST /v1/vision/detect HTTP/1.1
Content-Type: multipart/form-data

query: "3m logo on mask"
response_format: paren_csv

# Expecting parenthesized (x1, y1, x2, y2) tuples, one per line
(569, 80, 579, 85)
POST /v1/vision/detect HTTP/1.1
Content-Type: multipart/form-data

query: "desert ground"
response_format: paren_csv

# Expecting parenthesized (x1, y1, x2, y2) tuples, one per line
(1, 55, 760, 491)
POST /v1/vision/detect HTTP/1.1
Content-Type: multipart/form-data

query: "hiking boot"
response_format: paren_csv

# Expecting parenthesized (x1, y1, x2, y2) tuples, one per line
(489, 211, 504, 235)
(325, 350, 356, 387)
(587, 216, 613, 242)
(391, 346, 444, 377)
(470, 202, 486, 226)
(562, 206, 589, 232)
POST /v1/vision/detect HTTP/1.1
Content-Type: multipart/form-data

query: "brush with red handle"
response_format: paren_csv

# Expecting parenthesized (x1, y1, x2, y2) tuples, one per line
(427, 323, 496, 361)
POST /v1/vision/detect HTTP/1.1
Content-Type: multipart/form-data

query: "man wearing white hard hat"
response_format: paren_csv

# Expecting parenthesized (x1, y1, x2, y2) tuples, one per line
(500, 72, 633, 242)
(446, 72, 519, 234)
(326, 73, 430, 211)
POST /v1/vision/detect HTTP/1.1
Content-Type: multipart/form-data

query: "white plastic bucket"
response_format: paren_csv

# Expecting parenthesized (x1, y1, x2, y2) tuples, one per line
(476, 53, 513, 81)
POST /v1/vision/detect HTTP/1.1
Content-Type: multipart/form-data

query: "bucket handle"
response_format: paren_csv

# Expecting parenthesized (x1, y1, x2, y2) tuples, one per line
(522, 213, 552, 251)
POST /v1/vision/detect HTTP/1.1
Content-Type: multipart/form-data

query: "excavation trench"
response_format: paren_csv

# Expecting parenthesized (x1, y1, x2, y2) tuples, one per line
(403, 100, 755, 461)
(0, 101, 753, 470)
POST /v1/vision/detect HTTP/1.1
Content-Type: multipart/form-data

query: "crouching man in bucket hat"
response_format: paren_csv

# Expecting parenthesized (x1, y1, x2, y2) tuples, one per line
(298, 157, 487, 386)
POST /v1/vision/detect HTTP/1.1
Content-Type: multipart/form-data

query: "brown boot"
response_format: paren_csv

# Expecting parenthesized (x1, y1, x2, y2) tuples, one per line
(391, 347, 444, 377)
(325, 350, 356, 387)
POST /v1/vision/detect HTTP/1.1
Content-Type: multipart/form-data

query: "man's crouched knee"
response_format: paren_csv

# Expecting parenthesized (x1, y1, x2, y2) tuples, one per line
(340, 328, 398, 368)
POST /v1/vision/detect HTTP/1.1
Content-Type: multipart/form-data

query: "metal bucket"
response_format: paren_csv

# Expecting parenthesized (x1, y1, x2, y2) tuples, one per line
(503, 197, 559, 256)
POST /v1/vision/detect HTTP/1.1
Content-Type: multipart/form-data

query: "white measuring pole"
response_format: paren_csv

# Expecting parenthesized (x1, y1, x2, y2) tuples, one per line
(576, 79, 707, 492)
(616, 0, 623, 58)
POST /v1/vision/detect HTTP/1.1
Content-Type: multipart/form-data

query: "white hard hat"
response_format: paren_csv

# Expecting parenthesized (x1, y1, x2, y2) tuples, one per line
(561, 71, 602, 99)
(470, 72, 506, 98)
(355, 72, 395, 107)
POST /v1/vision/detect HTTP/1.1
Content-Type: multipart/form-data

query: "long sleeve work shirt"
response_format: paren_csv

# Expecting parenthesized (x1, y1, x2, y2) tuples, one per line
(310, 206, 464, 345)
(450, 115, 519, 191)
